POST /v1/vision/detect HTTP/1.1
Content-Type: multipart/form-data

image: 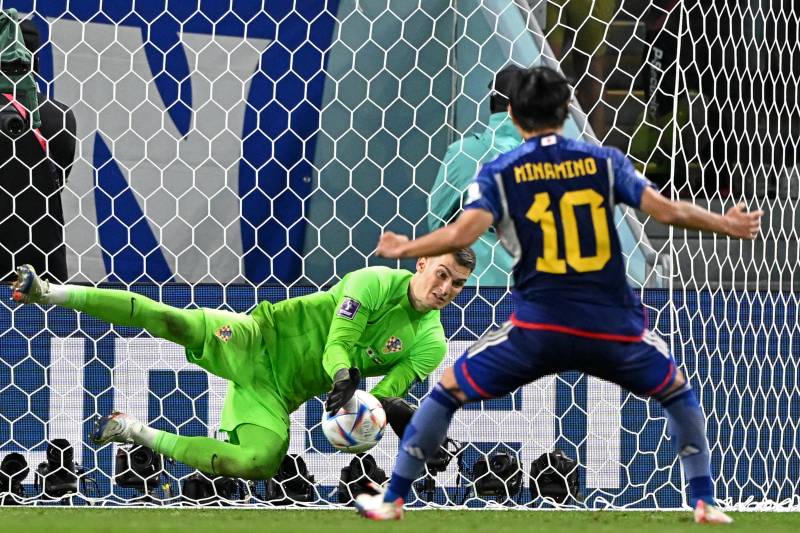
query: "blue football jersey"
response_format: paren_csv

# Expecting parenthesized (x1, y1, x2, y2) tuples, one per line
(463, 133, 654, 339)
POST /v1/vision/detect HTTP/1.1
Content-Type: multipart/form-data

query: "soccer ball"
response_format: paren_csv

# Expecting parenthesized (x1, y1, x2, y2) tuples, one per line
(322, 390, 387, 453)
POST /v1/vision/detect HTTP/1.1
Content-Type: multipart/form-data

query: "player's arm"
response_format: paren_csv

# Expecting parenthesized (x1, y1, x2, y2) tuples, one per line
(377, 208, 493, 259)
(609, 147, 762, 240)
(379, 162, 501, 259)
(639, 187, 762, 239)
(322, 269, 383, 413)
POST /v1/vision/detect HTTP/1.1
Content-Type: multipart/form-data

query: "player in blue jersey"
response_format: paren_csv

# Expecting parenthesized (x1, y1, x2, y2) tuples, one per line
(356, 66, 762, 523)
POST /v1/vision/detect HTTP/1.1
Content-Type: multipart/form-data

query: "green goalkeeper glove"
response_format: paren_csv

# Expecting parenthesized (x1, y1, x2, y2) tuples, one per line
(325, 368, 361, 414)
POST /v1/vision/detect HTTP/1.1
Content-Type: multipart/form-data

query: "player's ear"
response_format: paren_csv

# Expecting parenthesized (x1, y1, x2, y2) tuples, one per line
(416, 257, 427, 273)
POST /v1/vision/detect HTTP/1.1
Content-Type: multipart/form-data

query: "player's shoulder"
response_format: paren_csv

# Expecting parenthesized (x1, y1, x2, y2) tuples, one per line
(485, 132, 594, 172)
(345, 266, 412, 290)
(347, 265, 408, 280)
(561, 136, 626, 161)
(477, 142, 529, 177)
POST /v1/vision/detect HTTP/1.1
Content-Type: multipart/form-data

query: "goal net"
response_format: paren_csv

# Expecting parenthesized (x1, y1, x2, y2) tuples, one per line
(0, 0, 798, 509)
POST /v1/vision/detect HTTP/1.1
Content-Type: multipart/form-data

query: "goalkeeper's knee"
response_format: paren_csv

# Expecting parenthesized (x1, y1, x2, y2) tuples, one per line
(380, 396, 416, 439)
(212, 447, 280, 480)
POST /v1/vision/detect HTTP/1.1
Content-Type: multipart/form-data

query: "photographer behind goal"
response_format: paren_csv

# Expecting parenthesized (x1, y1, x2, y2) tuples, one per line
(0, 11, 76, 283)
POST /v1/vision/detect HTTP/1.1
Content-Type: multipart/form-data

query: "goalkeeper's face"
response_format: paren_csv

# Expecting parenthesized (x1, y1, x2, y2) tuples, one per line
(411, 254, 471, 311)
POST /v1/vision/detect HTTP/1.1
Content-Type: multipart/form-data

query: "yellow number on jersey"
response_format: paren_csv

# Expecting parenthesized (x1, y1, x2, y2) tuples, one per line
(526, 192, 567, 273)
(525, 189, 611, 273)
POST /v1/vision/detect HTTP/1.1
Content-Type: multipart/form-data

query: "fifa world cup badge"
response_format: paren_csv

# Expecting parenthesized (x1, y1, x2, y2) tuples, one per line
(337, 297, 361, 320)
(383, 336, 403, 353)
(215, 325, 233, 342)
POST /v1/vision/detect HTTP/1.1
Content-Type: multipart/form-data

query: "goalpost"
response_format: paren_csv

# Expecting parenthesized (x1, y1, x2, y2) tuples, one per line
(0, 0, 798, 509)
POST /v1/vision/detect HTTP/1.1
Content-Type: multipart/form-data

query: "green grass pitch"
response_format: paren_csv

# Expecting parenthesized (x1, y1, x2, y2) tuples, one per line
(1, 509, 799, 532)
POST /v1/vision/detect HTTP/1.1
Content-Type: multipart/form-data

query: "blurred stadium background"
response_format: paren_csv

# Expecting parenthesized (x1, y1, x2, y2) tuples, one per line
(1, 0, 799, 516)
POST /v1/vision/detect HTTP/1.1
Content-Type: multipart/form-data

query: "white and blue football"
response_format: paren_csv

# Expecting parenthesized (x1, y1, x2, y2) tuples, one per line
(322, 390, 387, 453)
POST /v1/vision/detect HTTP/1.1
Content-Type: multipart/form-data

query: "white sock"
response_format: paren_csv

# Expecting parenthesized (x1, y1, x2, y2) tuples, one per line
(129, 419, 162, 449)
(44, 283, 71, 305)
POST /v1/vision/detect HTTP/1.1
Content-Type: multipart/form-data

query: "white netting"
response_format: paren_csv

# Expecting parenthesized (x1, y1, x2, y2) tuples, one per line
(0, 0, 798, 509)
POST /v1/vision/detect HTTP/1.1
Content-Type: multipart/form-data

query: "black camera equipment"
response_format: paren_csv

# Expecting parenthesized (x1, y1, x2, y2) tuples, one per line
(338, 453, 386, 504)
(414, 438, 464, 502)
(0, 105, 25, 138)
(0, 58, 31, 77)
(529, 449, 581, 504)
(427, 438, 464, 474)
(114, 445, 163, 494)
(0, 452, 29, 504)
(35, 439, 78, 498)
(0, 56, 32, 139)
(470, 452, 523, 500)
(264, 454, 315, 505)
(182, 471, 244, 505)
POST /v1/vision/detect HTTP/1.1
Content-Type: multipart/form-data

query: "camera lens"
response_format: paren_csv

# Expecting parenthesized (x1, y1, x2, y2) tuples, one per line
(1, 452, 29, 482)
(0, 112, 25, 138)
(6, 115, 24, 136)
(130, 446, 155, 469)
(46, 439, 74, 469)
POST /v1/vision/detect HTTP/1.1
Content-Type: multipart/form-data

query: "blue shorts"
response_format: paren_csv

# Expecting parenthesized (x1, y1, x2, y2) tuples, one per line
(453, 321, 677, 401)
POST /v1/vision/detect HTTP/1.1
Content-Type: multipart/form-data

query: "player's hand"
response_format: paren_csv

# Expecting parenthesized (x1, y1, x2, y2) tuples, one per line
(375, 231, 409, 258)
(326, 368, 361, 414)
(724, 202, 763, 239)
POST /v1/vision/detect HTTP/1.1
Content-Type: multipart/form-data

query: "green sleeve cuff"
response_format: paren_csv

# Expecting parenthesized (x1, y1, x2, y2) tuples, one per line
(326, 363, 349, 380)
(322, 344, 351, 380)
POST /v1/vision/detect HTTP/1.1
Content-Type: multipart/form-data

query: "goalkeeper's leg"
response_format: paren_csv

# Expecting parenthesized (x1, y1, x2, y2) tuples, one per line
(12, 264, 205, 351)
(93, 415, 286, 479)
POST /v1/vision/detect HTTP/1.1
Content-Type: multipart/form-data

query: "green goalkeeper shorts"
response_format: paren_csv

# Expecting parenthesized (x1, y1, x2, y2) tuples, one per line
(184, 307, 291, 441)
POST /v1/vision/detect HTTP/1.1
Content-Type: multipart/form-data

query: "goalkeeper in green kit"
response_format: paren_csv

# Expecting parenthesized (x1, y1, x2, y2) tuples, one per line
(11, 250, 475, 479)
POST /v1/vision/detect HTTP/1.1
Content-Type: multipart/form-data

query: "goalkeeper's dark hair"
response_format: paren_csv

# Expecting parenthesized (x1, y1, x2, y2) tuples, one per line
(508, 66, 571, 132)
(451, 247, 477, 272)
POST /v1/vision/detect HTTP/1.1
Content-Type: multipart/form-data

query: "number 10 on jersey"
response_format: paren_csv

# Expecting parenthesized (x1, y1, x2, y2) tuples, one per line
(525, 189, 611, 274)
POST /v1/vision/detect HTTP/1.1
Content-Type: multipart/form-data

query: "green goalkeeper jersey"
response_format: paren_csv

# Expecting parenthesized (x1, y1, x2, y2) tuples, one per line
(249, 266, 447, 412)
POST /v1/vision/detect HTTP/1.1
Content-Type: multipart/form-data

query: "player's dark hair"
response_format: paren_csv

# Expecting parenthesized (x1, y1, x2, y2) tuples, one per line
(508, 66, 571, 131)
(490, 92, 509, 114)
(489, 64, 524, 114)
(452, 247, 477, 272)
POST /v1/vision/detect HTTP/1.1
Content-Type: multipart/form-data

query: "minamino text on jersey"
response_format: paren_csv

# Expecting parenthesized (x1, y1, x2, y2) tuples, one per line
(514, 157, 598, 183)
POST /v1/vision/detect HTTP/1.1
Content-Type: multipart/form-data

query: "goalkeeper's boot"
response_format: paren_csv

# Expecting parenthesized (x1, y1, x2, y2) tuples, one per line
(694, 500, 734, 524)
(11, 264, 51, 304)
(91, 412, 140, 446)
(354, 484, 404, 521)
